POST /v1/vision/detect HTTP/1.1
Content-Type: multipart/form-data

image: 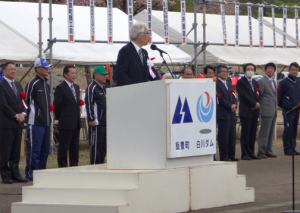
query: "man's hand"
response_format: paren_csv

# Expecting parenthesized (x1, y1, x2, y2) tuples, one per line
(15, 113, 25, 123)
(254, 102, 260, 109)
(231, 104, 236, 112)
(89, 121, 96, 127)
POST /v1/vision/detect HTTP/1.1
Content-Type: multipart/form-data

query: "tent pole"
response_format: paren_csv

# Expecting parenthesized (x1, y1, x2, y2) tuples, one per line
(49, 0, 55, 154)
(38, 0, 43, 58)
(193, 0, 198, 76)
(19, 65, 34, 83)
(203, 0, 206, 67)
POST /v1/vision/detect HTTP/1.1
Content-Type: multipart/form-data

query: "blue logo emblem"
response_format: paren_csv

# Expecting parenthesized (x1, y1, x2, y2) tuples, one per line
(172, 96, 193, 124)
(197, 92, 214, 123)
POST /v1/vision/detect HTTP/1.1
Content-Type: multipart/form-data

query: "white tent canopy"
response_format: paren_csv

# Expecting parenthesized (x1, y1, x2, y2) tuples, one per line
(263, 17, 299, 46)
(0, 21, 40, 63)
(0, 2, 191, 65)
(135, 10, 300, 66)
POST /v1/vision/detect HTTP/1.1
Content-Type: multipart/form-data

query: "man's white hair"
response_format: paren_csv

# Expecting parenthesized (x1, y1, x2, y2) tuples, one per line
(129, 22, 147, 40)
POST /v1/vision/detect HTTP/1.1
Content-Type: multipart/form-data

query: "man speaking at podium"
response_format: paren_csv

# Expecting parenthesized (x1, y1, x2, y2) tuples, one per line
(115, 22, 160, 86)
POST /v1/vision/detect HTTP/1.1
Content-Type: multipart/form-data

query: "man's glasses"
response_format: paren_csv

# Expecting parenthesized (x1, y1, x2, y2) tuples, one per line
(140, 32, 149, 35)
(5, 68, 17, 71)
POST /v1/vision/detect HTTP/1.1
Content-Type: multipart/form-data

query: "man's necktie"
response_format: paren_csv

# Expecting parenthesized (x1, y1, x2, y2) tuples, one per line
(70, 84, 77, 101)
(11, 81, 18, 97)
(249, 80, 254, 91)
(270, 79, 275, 92)
(138, 49, 143, 65)
(223, 82, 228, 90)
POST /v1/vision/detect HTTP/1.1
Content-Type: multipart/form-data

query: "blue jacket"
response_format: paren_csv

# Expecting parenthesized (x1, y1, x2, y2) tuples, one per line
(278, 75, 300, 110)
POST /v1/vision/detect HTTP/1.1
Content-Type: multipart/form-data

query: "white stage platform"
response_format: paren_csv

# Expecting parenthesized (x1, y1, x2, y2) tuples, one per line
(12, 163, 254, 213)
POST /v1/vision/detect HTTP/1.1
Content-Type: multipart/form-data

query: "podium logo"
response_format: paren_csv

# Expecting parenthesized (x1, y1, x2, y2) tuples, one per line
(197, 92, 214, 123)
(172, 96, 193, 124)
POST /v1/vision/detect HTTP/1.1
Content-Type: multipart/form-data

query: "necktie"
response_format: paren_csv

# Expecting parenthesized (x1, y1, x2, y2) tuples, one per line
(70, 84, 77, 101)
(270, 79, 275, 92)
(138, 49, 143, 65)
(11, 81, 18, 97)
(223, 82, 228, 90)
(249, 80, 254, 91)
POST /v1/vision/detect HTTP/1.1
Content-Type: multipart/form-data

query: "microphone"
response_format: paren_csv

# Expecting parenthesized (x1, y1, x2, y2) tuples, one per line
(150, 44, 168, 56)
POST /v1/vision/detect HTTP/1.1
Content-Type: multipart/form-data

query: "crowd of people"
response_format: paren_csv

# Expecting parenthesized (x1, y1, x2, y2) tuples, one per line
(0, 21, 299, 184)
(0, 59, 108, 184)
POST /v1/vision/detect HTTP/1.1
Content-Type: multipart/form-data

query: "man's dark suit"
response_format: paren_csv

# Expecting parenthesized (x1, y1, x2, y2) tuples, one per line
(236, 76, 260, 158)
(115, 42, 160, 86)
(54, 81, 81, 167)
(0, 79, 26, 180)
(216, 79, 237, 161)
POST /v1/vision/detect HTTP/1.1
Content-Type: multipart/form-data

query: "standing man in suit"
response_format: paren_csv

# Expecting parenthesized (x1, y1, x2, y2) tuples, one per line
(85, 66, 107, 164)
(0, 62, 28, 184)
(25, 58, 51, 181)
(216, 65, 239, 161)
(278, 62, 300, 155)
(181, 67, 193, 79)
(257, 62, 277, 158)
(203, 65, 215, 78)
(115, 22, 160, 86)
(236, 63, 260, 160)
(54, 65, 81, 167)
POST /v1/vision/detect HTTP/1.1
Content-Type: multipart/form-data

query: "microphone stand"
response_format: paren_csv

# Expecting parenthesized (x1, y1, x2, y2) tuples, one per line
(283, 106, 300, 213)
(159, 52, 175, 79)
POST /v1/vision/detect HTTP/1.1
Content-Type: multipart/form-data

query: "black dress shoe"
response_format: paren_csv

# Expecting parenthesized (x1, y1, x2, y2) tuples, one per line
(2, 178, 13, 184)
(294, 150, 300, 155)
(221, 158, 231, 161)
(258, 153, 268, 159)
(242, 155, 252, 160)
(230, 158, 239, 161)
(12, 177, 29, 183)
(250, 155, 261, 160)
(266, 153, 277, 158)
(285, 151, 293, 156)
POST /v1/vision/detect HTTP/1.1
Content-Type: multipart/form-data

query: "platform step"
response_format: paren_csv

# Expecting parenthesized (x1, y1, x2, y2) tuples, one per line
(22, 186, 135, 205)
(12, 202, 125, 213)
(33, 167, 139, 188)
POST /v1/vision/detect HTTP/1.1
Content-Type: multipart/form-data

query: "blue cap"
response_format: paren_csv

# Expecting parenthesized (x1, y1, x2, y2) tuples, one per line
(34, 58, 52, 68)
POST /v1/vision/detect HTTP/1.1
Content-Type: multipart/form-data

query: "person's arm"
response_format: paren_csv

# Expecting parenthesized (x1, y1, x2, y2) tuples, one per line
(0, 85, 17, 120)
(236, 80, 256, 108)
(277, 80, 284, 108)
(53, 85, 63, 120)
(216, 84, 232, 111)
(115, 47, 135, 85)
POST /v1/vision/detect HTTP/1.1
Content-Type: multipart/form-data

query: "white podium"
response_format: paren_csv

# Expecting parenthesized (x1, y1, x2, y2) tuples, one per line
(107, 79, 216, 169)
(12, 79, 254, 213)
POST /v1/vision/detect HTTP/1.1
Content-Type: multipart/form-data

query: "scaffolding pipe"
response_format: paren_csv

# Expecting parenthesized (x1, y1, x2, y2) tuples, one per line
(49, 0, 55, 154)
(38, 0, 43, 58)
(202, 1, 206, 67)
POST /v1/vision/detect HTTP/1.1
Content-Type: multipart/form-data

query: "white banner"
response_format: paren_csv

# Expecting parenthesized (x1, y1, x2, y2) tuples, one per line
(168, 83, 216, 158)
(181, 0, 186, 45)
(272, 7, 276, 47)
(90, 0, 95, 43)
(248, 6, 253, 47)
(147, 0, 152, 44)
(163, 0, 169, 44)
(128, 0, 133, 31)
(107, 0, 113, 44)
(220, 4, 227, 46)
(283, 7, 287, 48)
(296, 9, 299, 48)
(258, 7, 264, 48)
(67, 0, 74, 42)
(235, 4, 239, 46)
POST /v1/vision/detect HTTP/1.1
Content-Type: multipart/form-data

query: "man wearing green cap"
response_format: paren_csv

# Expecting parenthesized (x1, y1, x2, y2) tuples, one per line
(85, 66, 108, 164)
